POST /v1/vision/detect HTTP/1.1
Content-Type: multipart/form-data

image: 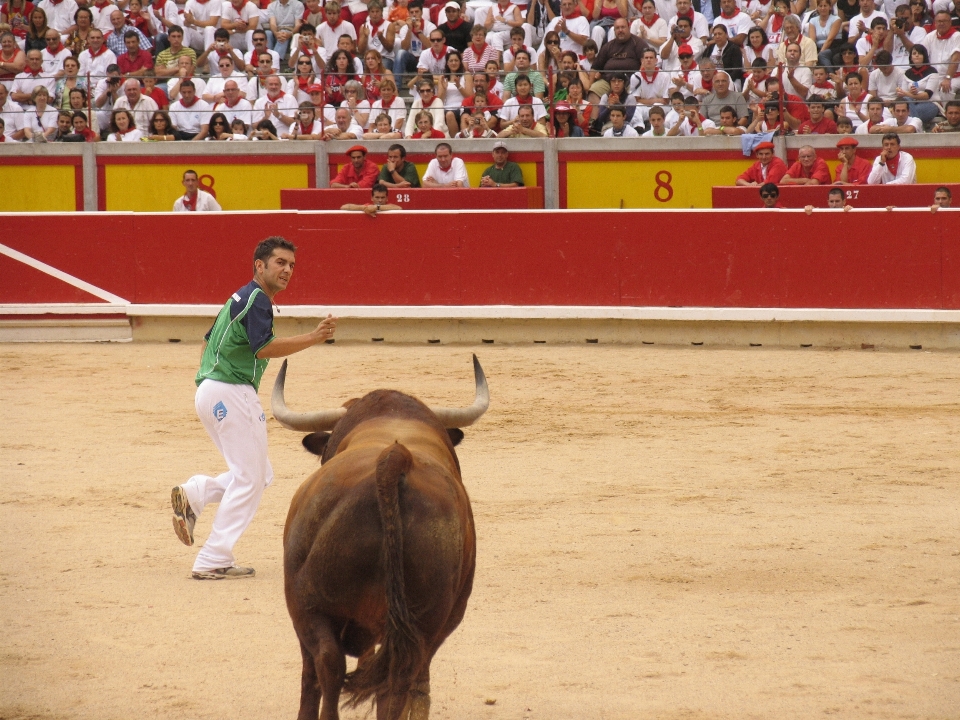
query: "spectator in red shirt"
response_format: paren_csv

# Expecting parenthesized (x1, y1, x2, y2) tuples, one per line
(330, 144, 380, 188)
(735, 141, 788, 186)
(142, 71, 169, 110)
(833, 136, 872, 185)
(117, 30, 154, 77)
(797, 96, 837, 135)
(782, 145, 831, 185)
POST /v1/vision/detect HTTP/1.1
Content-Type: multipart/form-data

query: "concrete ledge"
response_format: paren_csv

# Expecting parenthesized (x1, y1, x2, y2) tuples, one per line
(129, 315, 960, 349)
(0, 319, 132, 343)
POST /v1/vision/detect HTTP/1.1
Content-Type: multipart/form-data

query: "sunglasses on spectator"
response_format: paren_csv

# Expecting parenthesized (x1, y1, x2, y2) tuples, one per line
(545, 40, 559, 45)
(760, 192, 777, 198)
(419, 88, 433, 93)
(219, 62, 232, 67)
(679, 53, 692, 58)
(430, 37, 443, 42)
(213, 120, 226, 125)
(298, 59, 312, 64)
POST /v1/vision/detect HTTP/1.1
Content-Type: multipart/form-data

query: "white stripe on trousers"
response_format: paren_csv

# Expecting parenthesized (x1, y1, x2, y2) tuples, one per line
(184, 379, 274, 573)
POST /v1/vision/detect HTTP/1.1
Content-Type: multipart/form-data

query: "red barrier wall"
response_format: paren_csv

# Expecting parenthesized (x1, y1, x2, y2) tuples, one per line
(281, 187, 545, 210)
(3, 210, 959, 309)
(713, 183, 960, 209)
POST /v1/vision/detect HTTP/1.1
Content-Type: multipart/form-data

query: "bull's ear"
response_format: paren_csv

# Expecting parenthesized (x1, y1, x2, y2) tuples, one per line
(447, 429, 465, 447)
(302, 432, 331, 456)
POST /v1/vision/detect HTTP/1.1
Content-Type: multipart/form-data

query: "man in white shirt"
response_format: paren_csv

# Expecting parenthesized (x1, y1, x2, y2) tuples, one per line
(113, 78, 159, 133)
(168, 80, 211, 138)
(859, 98, 923, 133)
(78, 29, 118, 79)
(221, 0, 260, 53)
(93, 65, 122, 130)
(868, 49, 904, 102)
(37, 0, 79, 33)
(316, 1, 356, 52)
(212, 79, 254, 126)
(660, 16, 703, 71)
(10, 50, 56, 106)
(712, 0, 753, 46)
(423, 142, 470, 186)
(174, 170, 223, 212)
(629, 47, 671, 127)
(544, 0, 590, 55)
(921, 10, 960, 102)
(642, 105, 668, 136)
(603, 104, 640, 136)
(251, 74, 297, 134)
(322, 105, 363, 138)
(245, 50, 279, 101)
(0, 83, 24, 141)
(666, 95, 717, 135)
(848, 0, 887, 46)
(885, 4, 926, 68)
(183, 0, 223, 52)
(41, 30, 72, 75)
(417, 28, 452, 77)
(668, 0, 710, 44)
(867, 131, 916, 184)
(243, 30, 281, 72)
(395, 2, 436, 80)
(168, 55, 208, 102)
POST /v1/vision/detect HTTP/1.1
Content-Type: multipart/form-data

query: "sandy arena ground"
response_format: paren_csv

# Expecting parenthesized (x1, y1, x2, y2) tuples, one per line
(3, 342, 960, 720)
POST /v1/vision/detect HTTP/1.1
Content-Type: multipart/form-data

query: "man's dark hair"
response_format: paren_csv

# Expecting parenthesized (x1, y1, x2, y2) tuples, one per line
(828, 188, 843, 198)
(676, 15, 692, 26)
(301, 22, 316, 33)
(168, 24, 184, 35)
(935, 186, 951, 198)
(123, 30, 139, 41)
(751, 57, 767, 69)
(874, 49, 892, 65)
(670, 91, 684, 102)
(180, 79, 195, 89)
(387, 143, 406, 158)
(253, 29, 267, 38)
(608, 104, 626, 116)
(760, 182, 778, 196)
(882, 131, 901, 144)
(649, 105, 665, 118)
(183, 169, 198, 179)
(807, 94, 824, 106)
(944, 100, 960, 111)
(372, 183, 388, 195)
(435, 142, 452, 155)
(719, 104, 735, 116)
(254, 237, 296, 271)
(214, 28, 230, 40)
(514, 73, 530, 86)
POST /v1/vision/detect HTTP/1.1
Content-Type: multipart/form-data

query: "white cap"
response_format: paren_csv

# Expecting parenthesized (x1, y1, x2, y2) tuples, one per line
(443, 1, 461, 10)
(492, 141, 507, 151)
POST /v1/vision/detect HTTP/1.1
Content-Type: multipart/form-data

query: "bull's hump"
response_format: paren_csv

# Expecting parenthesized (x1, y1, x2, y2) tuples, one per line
(338, 419, 460, 474)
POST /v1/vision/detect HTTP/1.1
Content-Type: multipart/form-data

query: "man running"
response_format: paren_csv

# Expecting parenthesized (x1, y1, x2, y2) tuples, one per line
(171, 236, 337, 580)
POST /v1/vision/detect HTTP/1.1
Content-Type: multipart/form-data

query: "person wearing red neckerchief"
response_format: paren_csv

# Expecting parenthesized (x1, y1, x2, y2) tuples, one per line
(437, 1, 473, 51)
(168, 79, 210, 138)
(630, 47, 670, 126)
(867, 132, 917, 185)
(116, 31, 155, 78)
(40, 29, 69, 75)
(252, 73, 297, 134)
(243, 30, 280, 75)
(11, 48, 54, 105)
(736, 141, 787, 186)
(0, 0, 35, 41)
(484, 0, 524, 52)
(182, 0, 223, 54)
(358, 1, 398, 70)
(219, 0, 259, 53)
(544, 0, 589, 55)
(173, 169, 222, 211)
(797, 96, 838, 134)
(463, 22, 497, 71)
(281, 102, 324, 139)
(245, 49, 278, 101)
(920, 10, 960, 102)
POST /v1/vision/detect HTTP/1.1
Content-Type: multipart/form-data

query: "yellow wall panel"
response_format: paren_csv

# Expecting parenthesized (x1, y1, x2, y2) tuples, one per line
(104, 163, 309, 211)
(0, 165, 76, 211)
(566, 159, 748, 209)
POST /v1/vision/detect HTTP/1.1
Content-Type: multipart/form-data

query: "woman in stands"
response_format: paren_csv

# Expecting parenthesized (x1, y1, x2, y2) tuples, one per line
(55, 57, 86, 110)
(340, 79, 370, 129)
(836, 72, 872, 129)
(22, 85, 58, 140)
(368, 77, 405, 132)
(361, 48, 391, 102)
(829, 44, 868, 88)
(201, 112, 231, 140)
(552, 101, 583, 137)
(24, 6, 48, 52)
(147, 110, 181, 141)
(909, 0, 933, 28)
(282, 105, 322, 139)
(362, 111, 403, 139)
(105, 108, 142, 141)
(410, 109, 446, 138)
(288, 55, 320, 103)
(899, 44, 940, 126)
(440, 49, 472, 136)
(0, 0, 33, 44)
(807, 0, 840, 69)
(743, 26, 775, 68)
(324, 48, 354, 106)
(0, 30, 27, 87)
(537, 30, 562, 75)
(632, 0, 666, 51)
(746, 100, 785, 134)
(65, 7, 95, 56)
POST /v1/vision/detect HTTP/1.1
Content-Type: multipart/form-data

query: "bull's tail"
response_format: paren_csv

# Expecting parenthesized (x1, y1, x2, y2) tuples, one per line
(343, 442, 426, 712)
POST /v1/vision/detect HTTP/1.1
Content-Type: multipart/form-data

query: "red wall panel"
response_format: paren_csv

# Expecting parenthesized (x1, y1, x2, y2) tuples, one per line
(2, 210, 959, 310)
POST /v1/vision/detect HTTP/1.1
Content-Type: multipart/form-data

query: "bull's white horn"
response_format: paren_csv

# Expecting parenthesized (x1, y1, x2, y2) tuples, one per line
(431, 354, 490, 429)
(271, 359, 347, 432)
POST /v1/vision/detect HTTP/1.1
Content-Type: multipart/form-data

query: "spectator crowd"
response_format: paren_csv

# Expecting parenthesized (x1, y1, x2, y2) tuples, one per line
(1, 0, 958, 162)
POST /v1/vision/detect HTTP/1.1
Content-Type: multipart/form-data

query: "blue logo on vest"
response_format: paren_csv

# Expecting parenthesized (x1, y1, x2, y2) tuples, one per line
(213, 401, 228, 422)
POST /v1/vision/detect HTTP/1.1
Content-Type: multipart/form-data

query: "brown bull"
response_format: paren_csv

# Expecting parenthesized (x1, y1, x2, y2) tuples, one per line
(272, 356, 489, 720)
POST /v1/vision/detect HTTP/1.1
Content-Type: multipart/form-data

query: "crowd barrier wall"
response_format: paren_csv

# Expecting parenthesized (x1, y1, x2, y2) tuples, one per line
(3, 136, 959, 212)
(713, 183, 960, 209)
(3, 209, 959, 311)
(281, 187, 545, 209)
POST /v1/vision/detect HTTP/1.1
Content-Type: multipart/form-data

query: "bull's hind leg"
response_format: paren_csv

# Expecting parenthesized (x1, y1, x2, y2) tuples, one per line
(296, 617, 346, 720)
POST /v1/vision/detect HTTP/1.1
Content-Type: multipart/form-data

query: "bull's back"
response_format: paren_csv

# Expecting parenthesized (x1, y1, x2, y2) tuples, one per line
(284, 439, 475, 637)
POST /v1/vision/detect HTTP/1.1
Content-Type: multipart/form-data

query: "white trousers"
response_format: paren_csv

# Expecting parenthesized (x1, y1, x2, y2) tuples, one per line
(184, 379, 274, 573)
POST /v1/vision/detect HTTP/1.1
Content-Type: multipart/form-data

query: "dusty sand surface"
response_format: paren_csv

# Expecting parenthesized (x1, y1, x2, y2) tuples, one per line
(3, 342, 959, 720)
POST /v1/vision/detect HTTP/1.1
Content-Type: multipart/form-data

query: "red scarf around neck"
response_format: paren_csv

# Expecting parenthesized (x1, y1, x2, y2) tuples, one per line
(430, 43, 447, 60)
(720, 8, 738, 18)
(640, 69, 659, 82)
(937, 27, 957, 40)
(885, 151, 900, 176)
(179, 94, 199, 107)
(701, 76, 713, 90)
(24, 65, 42, 76)
(641, 13, 660, 27)
(89, 43, 108, 57)
(445, 17, 464, 29)
(181, 191, 197, 210)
